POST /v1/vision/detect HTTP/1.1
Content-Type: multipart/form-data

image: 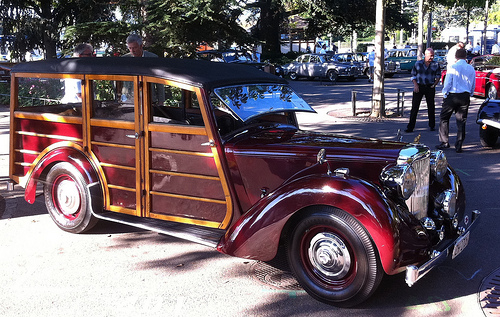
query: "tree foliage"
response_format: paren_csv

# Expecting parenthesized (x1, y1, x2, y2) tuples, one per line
(1, 0, 495, 61)
(0, 0, 116, 60)
(144, 0, 253, 57)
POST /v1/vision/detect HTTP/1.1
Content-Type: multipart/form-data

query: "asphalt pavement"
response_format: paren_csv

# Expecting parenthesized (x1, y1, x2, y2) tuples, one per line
(1, 72, 499, 317)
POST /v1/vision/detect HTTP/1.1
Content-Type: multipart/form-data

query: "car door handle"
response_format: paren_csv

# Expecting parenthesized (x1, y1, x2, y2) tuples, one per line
(126, 132, 140, 139)
(201, 140, 215, 147)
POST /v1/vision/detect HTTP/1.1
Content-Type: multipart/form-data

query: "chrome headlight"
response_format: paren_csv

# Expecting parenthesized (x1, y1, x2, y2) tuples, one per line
(436, 189, 457, 216)
(430, 150, 447, 181)
(380, 164, 417, 200)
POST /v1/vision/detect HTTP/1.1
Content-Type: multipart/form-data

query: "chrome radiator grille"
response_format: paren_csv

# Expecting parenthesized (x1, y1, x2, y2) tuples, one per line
(406, 155, 430, 220)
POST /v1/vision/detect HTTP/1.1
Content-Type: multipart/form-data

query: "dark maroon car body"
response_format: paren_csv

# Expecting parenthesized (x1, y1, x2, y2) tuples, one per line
(9, 58, 478, 307)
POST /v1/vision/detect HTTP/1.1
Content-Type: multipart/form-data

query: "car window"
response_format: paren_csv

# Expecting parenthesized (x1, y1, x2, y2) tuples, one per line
(91, 79, 135, 121)
(149, 83, 203, 126)
(16, 76, 81, 116)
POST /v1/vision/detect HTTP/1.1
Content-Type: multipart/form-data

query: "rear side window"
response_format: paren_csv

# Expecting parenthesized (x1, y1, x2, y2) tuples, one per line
(16, 77, 81, 116)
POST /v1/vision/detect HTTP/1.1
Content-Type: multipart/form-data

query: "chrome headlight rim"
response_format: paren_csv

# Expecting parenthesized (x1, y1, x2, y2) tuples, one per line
(436, 189, 457, 217)
(430, 150, 448, 181)
(380, 164, 417, 200)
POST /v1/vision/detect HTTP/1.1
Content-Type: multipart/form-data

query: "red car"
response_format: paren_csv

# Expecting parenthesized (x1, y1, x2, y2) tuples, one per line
(470, 54, 500, 99)
(9, 58, 478, 307)
(442, 54, 500, 99)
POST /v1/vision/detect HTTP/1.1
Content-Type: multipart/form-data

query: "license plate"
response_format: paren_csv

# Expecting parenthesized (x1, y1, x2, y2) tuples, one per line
(452, 231, 470, 259)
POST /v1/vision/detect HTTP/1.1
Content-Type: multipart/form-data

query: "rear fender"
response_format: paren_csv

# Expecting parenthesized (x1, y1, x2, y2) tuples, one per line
(217, 174, 400, 274)
(24, 142, 101, 204)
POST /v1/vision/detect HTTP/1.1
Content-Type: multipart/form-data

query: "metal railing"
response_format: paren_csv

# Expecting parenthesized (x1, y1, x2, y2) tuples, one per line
(351, 88, 408, 117)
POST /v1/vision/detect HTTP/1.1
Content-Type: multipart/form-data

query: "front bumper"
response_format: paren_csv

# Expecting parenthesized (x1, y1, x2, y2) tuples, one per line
(477, 118, 500, 130)
(405, 209, 480, 287)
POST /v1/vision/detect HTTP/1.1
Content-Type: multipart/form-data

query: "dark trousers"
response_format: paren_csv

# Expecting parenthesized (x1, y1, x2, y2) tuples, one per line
(407, 84, 436, 131)
(438, 92, 470, 145)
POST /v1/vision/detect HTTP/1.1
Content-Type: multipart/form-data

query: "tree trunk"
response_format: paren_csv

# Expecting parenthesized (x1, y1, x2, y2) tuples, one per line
(483, 0, 489, 55)
(371, 0, 385, 118)
(417, 0, 424, 60)
(259, 0, 282, 60)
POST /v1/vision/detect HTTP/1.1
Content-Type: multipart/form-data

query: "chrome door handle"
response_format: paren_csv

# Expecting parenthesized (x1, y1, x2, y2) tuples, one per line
(201, 140, 215, 147)
(126, 132, 139, 139)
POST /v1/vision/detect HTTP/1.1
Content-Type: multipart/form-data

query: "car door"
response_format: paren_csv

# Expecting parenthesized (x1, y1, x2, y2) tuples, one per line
(308, 55, 323, 77)
(141, 77, 234, 229)
(87, 75, 142, 216)
(473, 61, 489, 97)
(297, 55, 310, 77)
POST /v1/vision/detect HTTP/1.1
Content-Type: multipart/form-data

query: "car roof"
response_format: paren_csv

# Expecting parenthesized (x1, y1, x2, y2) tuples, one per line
(12, 57, 286, 90)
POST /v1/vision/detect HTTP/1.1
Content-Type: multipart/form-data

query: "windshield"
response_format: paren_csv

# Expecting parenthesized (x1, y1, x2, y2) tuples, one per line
(223, 51, 252, 63)
(214, 84, 315, 122)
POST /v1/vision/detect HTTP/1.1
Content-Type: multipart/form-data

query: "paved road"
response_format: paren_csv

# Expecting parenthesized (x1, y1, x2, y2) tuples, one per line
(1, 73, 498, 317)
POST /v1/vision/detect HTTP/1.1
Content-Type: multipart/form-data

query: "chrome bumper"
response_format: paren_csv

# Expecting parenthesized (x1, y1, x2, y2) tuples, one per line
(405, 210, 480, 287)
(477, 118, 500, 130)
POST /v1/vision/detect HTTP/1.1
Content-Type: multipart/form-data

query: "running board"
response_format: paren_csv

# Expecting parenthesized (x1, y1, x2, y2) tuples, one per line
(93, 212, 226, 248)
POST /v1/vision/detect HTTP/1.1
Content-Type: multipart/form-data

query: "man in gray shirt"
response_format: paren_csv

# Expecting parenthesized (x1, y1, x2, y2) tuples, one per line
(122, 34, 158, 57)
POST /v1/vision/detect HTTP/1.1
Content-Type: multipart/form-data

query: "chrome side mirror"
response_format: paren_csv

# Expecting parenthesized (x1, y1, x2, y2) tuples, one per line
(317, 149, 332, 175)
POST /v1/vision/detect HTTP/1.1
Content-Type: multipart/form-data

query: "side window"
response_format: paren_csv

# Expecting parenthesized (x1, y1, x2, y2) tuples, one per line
(16, 77, 81, 116)
(150, 83, 203, 126)
(91, 79, 135, 121)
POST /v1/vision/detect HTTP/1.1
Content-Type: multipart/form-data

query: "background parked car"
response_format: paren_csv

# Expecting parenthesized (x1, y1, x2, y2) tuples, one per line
(387, 48, 445, 72)
(442, 54, 500, 100)
(283, 53, 360, 82)
(196, 49, 283, 77)
(469, 54, 500, 99)
(354, 51, 398, 78)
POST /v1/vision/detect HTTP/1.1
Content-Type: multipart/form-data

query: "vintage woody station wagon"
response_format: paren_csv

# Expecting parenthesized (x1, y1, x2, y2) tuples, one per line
(9, 58, 479, 307)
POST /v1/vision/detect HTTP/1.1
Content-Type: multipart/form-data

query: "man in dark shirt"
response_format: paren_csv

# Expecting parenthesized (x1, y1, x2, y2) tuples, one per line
(405, 48, 441, 133)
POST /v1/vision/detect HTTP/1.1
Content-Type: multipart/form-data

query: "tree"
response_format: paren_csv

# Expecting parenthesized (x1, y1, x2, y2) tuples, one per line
(248, 0, 283, 60)
(0, 0, 116, 60)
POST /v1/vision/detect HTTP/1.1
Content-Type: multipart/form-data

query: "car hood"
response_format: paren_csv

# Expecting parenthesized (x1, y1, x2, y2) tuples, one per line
(227, 126, 403, 160)
(224, 126, 406, 208)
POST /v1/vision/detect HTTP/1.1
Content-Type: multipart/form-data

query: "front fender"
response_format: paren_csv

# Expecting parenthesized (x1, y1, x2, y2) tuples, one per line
(24, 142, 100, 204)
(217, 174, 401, 274)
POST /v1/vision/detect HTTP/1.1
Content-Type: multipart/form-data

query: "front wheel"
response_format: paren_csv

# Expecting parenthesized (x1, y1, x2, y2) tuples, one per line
(479, 125, 499, 147)
(44, 162, 99, 233)
(327, 70, 338, 82)
(289, 72, 298, 81)
(287, 207, 383, 307)
(487, 84, 498, 99)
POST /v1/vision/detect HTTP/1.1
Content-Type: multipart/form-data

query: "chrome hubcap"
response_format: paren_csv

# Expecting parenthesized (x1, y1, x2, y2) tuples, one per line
(308, 232, 351, 279)
(56, 179, 80, 216)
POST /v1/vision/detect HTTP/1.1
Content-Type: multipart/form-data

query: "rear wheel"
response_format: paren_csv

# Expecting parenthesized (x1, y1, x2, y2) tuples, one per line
(44, 162, 99, 233)
(287, 207, 383, 307)
(479, 126, 499, 147)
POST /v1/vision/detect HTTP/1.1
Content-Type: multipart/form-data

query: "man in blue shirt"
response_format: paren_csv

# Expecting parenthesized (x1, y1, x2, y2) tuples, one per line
(437, 48, 476, 153)
(368, 49, 376, 83)
(405, 48, 441, 133)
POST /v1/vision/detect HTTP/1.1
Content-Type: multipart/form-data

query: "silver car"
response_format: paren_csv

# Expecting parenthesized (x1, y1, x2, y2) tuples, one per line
(284, 53, 360, 82)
